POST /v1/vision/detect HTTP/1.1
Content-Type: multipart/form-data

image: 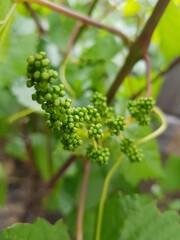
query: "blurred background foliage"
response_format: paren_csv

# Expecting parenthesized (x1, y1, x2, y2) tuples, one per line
(0, 0, 180, 239)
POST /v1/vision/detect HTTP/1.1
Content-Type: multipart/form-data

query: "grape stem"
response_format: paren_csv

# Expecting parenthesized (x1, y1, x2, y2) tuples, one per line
(7, 108, 36, 123)
(59, 57, 77, 99)
(95, 155, 123, 240)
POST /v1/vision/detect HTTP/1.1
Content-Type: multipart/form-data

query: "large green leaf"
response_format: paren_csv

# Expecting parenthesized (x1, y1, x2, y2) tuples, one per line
(101, 194, 180, 240)
(120, 203, 180, 240)
(2, 218, 71, 240)
(155, 2, 180, 61)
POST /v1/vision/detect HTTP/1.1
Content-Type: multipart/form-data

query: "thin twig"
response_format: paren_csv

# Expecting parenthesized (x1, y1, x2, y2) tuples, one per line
(21, 119, 36, 169)
(65, 0, 99, 57)
(106, 0, 170, 103)
(24, 2, 47, 34)
(46, 155, 77, 191)
(131, 57, 180, 99)
(76, 160, 90, 240)
(144, 54, 152, 97)
(17, 0, 130, 46)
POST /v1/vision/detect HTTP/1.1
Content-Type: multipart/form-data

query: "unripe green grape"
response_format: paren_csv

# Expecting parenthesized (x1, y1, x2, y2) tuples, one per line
(32, 93, 37, 101)
(33, 71, 41, 80)
(41, 58, 50, 67)
(54, 99, 60, 106)
(35, 60, 41, 68)
(41, 72, 49, 81)
(45, 93, 52, 101)
(26, 80, 33, 88)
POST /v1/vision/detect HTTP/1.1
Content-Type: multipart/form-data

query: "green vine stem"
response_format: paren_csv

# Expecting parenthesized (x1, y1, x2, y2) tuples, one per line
(7, 108, 36, 124)
(95, 106, 167, 240)
(59, 57, 77, 99)
(95, 155, 123, 240)
(135, 106, 167, 145)
(0, 3, 17, 26)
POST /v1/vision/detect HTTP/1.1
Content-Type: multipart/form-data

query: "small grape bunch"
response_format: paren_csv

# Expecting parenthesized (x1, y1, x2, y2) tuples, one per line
(86, 145, 110, 165)
(91, 92, 114, 118)
(88, 123, 103, 142)
(120, 138, 143, 162)
(107, 115, 126, 135)
(128, 97, 155, 125)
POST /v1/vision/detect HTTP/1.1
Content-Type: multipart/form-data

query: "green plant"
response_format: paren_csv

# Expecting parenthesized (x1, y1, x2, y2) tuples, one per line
(24, 51, 167, 239)
(1, 0, 180, 240)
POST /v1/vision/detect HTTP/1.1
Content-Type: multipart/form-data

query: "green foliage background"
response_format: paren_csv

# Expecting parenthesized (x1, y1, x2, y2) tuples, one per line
(0, 0, 180, 239)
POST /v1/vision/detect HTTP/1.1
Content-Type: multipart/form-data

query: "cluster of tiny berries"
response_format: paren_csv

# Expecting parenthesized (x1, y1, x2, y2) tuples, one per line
(128, 98, 155, 125)
(120, 138, 143, 162)
(107, 116, 125, 135)
(26, 52, 155, 165)
(86, 145, 110, 165)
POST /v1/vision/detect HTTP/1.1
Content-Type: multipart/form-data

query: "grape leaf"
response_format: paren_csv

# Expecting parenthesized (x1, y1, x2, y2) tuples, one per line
(155, 2, 180, 61)
(101, 194, 180, 240)
(2, 218, 70, 240)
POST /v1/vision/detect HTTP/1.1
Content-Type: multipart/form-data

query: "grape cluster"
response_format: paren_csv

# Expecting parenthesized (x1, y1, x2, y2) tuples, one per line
(86, 145, 110, 165)
(120, 138, 143, 162)
(128, 97, 155, 125)
(88, 123, 103, 141)
(26, 52, 85, 151)
(107, 115, 126, 135)
(26, 52, 156, 167)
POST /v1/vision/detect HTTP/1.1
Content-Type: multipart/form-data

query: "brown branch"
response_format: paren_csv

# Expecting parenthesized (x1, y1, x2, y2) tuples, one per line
(76, 160, 90, 240)
(131, 56, 180, 99)
(144, 54, 152, 97)
(106, 0, 170, 103)
(46, 155, 77, 191)
(24, 2, 47, 34)
(18, 0, 130, 46)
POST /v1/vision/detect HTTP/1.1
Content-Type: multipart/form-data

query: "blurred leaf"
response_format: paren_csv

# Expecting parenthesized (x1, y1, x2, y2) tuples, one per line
(82, 32, 120, 61)
(5, 135, 27, 161)
(155, 2, 180, 61)
(48, 13, 75, 53)
(2, 218, 71, 240)
(12, 78, 42, 110)
(0, 15, 38, 88)
(123, 0, 141, 16)
(0, 2, 17, 61)
(0, 164, 7, 206)
(168, 199, 180, 211)
(160, 156, 180, 191)
(0, 0, 12, 21)
(31, 133, 51, 180)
